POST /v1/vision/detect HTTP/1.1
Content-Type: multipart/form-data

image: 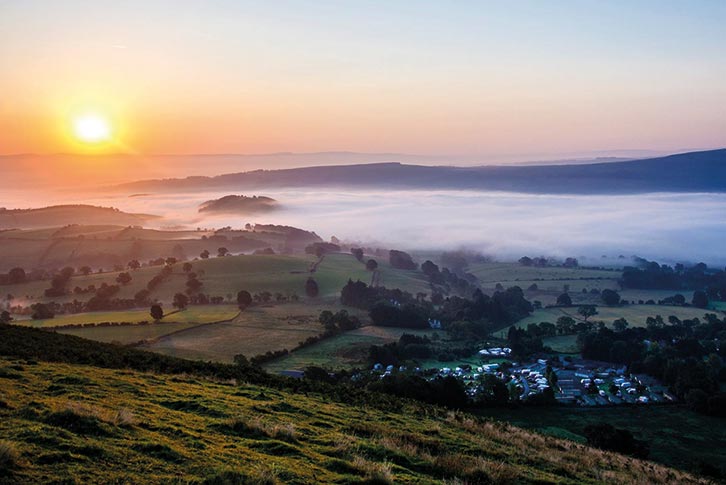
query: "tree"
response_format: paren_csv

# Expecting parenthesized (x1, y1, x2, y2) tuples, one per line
(79, 266, 93, 276)
(350, 247, 364, 261)
(116, 272, 132, 286)
(0, 311, 12, 324)
(365, 259, 378, 271)
(185, 277, 203, 294)
(518, 256, 533, 266)
(237, 290, 252, 309)
(305, 277, 319, 298)
(556, 316, 576, 335)
(134, 289, 151, 305)
(7, 267, 26, 284)
(421, 260, 440, 277)
(165, 257, 177, 266)
(601, 289, 621, 306)
(31, 303, 54, 320)
(173, 293, 189, 310)
(389, 250, 417, 270)
(200, 250, 210, 259)
(217, 247, 229, 258)
(182, 262, 193, 273)
(613, 318, 629, 332)
(556, 293, 572, 306)
(578, 305, 598, 321)
(127, 260, 141, 270)
(150, 304, 164, 321)
(692, 290, 709, 309)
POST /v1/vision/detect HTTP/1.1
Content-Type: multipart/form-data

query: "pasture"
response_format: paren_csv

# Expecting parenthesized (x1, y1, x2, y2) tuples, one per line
(57, 321, 204, 344)
(510, 305, 717, 334)
(143, 302, 366, 362)
(13, 305, 239, 328)
(263, 325, 437, 372)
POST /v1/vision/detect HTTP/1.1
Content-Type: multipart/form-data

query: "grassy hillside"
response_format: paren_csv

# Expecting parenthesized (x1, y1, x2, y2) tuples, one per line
(0, 356, 707, 484)
(481, 406, 726, 479)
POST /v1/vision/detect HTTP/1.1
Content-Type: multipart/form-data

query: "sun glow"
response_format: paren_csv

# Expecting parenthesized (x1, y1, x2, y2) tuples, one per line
(72, 114, 113, 144)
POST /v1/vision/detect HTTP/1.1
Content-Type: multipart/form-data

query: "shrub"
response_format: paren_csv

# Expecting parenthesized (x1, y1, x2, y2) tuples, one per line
(352, 455, 393, 484)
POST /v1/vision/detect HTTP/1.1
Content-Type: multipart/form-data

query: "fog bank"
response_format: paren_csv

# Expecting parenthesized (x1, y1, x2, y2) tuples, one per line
(4, 188, 726, 266)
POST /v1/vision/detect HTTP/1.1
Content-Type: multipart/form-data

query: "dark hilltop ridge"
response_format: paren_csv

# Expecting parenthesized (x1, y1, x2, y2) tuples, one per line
(112, 148, 726, 195)
(198, 194, 278, 214)
(0, 204, 158, 229)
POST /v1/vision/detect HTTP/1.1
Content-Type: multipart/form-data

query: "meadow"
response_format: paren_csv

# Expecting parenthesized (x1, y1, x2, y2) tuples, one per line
(142, 302, 368, 363)
(0, 356, 707, 484)
(511, 305, 718, 331)
(263, 326, 437, 372)
(15, 305, 239, 329)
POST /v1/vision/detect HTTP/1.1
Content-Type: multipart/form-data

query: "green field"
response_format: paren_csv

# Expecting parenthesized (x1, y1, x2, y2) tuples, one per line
(14, 305, 240, 329)
(143, 302, 368, 363)
(542, 334, 579, 353)
(0, 357, 702, 484)
(479, 406, 726, 477)
(512, 305, 717, 331)
(263, 326, 437, 372)
(57, 322, 204, 345)
(3, 252, 431, 309)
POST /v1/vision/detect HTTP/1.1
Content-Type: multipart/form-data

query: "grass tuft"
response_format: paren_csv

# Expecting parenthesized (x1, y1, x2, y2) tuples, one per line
(0, 440, 19, 472)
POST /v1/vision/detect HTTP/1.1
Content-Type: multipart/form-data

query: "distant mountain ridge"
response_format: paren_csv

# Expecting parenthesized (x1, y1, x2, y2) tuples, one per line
(111, 149, 726, 194)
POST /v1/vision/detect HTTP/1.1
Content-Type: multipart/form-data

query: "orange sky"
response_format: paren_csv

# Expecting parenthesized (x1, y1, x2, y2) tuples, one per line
(1, 1, 725, 159)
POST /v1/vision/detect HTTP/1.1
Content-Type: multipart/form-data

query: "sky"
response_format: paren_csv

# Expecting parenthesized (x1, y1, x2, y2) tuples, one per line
(1, 0, 725, 161)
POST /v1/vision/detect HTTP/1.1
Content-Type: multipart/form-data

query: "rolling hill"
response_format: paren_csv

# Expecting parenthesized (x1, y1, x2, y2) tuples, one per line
(0, 325, 708, 484)
(0, 205, 158, 230)
(111, 149, 726, 195)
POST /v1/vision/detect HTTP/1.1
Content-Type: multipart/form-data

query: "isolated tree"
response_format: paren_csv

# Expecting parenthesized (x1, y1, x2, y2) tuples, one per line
(350, 247, 364, 261)
(173, 292, 189, 310)
(305, 277, 319, 298)
(613, 318, 629, 332)
(127, 260, 141, 271)
(182, 262, 193, 273)
(165, 257, 177, 266)
(150, 304, 164, 321)
(116, 272, 132, 286)
(200, 250, 210, 259)
(365, 259, 378, 271)
(79, 266, 92, 276)
(556, 293, 572, 306)
(7, 267, 26, 284)
(601, 289, 621, 306)
(577, 305, 598, 321)
(217, 247, 229, 258)
(236, 290, 252, 309)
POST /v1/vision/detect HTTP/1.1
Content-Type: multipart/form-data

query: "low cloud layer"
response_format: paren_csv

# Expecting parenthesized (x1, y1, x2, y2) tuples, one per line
(9, 188, 726, 266)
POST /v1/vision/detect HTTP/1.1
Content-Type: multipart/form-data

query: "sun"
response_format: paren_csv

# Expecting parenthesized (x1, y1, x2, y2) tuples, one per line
(72, 114, 113, 143)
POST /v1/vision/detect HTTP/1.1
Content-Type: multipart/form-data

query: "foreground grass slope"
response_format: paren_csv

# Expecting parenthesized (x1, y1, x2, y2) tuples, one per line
(0, 357, 706, 485)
